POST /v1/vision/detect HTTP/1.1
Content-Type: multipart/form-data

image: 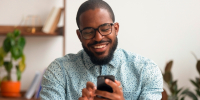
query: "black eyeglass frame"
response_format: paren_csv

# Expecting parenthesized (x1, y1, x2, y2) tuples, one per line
(79, 23, 115, 40)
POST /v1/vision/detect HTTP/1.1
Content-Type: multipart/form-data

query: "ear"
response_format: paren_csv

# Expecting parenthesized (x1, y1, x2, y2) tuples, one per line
(114, 22, 119, 36)
(76, 29, 82, 42)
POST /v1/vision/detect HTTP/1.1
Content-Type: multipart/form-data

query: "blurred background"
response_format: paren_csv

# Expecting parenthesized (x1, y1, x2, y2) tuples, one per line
(0, 0, 200, 99)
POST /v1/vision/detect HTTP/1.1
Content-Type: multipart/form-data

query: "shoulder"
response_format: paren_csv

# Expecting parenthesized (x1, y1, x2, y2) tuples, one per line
(116, 48, 160, 76)
(116, 49, 163, 94)
(116, 48, 156, 66)
(47, 50, 84, 71)
(56, 50, 83, 63)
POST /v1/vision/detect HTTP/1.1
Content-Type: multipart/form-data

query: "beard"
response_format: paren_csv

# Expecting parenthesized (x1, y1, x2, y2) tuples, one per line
(82, 37, 118, 65)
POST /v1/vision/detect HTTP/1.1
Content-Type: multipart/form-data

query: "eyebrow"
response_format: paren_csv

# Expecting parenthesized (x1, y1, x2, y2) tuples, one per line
(81, 23, 108, 30)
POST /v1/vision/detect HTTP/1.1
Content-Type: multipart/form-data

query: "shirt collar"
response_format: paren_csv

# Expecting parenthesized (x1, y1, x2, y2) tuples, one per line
(82, 48, 121, 69)
(109, 48, 122, 68)
(82, 50, 95, 69)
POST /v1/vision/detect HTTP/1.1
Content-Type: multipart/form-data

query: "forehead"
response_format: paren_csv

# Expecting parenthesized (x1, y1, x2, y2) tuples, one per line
(79, 8, 113, 29)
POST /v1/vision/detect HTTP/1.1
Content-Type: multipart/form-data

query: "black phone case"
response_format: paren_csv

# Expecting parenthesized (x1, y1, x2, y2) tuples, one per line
(97, 75, 115, 93)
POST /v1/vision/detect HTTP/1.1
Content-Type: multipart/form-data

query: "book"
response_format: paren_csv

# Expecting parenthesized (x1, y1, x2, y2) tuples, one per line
(42, 7, 63, 33)
(25, 71, 41, 99)
(34, 68, 46, 99)
(34, 85, 42, 99)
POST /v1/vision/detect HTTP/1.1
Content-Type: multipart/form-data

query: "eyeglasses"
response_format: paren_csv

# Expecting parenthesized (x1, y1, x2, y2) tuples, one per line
(79, 23, 114, 40)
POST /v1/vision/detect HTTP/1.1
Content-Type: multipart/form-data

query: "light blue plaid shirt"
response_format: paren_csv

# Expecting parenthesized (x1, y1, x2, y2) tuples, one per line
(40, 48, 163, 100)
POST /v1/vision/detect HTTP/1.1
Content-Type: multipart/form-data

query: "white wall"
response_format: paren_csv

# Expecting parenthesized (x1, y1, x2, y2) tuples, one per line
(0, 0, 200, 98)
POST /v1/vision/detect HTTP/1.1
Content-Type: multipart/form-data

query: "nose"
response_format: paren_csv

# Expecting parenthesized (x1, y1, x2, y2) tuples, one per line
(92, 30, 103, 42)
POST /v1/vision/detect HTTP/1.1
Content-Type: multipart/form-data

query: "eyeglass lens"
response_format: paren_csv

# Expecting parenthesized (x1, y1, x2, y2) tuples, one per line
(82, 23, 112, 39)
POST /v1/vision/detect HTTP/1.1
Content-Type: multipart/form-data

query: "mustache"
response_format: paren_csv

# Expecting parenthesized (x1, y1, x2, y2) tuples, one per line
(88, 39, 112, 47)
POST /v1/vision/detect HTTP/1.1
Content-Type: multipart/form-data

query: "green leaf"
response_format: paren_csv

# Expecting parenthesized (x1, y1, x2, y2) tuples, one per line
(163, 72, 172, 83)
(21, 54, 25, 63)
(181, 89, 198, 100)
(170, 80, 178, 95)
(197, 60, 200, 75)
(3, 61, 13, 73)
(177, 87, 183, 94)
(17, 37, 26, 49)
(0, 47, 7, 66)
(6, 32, 14, 38)
(195, 77, 200, 87)
(16, 65, 21, 81)
(3, 37, 15, 52)
(195, 89, 200, 96)
(13, 29, 20, 37)
(171, 80, 178, 94)
(180, 97, 185, 100)
(190, 79, 199, 88)
(11, 46, 23, 60)
(19, 59, 26, 72)
(0, 55, 3, 66)
(168, 95, 178, 100)
(0, 47, 7, 57)
(165, 60, 173, 72)
(2, 76, 8, 81)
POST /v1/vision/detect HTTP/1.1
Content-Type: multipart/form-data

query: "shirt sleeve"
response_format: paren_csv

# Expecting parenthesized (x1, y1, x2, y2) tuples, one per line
(40, 60, 66, 100)
(139, 60, 163, 100)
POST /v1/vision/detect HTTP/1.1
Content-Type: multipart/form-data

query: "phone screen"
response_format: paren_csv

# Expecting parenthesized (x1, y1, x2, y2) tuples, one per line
(97, 75, 115, 93)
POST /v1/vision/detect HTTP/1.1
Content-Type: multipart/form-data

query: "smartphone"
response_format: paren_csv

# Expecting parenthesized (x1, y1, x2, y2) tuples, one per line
(97, 75, 115, 93)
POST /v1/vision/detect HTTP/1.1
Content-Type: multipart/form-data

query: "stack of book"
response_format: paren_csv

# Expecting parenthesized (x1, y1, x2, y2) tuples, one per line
(42, 7, 63, 34)
(25, 69, 46, 99)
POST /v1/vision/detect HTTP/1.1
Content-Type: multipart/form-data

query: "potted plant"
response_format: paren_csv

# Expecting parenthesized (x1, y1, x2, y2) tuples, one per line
(0, 29, 26, 97)
(163, 60, 197, 100)
(190, 52, 200, 99)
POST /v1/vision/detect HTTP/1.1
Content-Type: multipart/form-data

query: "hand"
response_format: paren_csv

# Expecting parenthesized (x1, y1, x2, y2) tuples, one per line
(94, 79, 124, 100)
(79, 81, 97, 100)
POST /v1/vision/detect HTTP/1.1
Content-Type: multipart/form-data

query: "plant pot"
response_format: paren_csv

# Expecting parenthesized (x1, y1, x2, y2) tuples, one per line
(0, 81, 21, 97)
(161, 89, 168, 100)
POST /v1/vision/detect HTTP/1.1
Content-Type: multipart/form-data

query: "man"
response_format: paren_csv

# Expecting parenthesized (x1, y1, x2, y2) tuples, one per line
(40, 0, 163, 100)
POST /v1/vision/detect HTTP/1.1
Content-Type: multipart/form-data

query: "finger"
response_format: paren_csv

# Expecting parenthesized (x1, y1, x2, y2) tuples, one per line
(82, 88, 91, 98)
(86, 81, 96, 90)
(95, 90, 117, 100)
(105, 79, 119, 93)
(86, 81, 96, 96)
(115, 80, 121, 86)
(115, 80, 123, 91)
(94, 96, 108, 100)
(78, 96, 88, 100)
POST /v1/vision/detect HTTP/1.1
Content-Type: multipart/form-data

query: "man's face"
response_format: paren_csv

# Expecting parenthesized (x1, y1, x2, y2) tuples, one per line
(76, 8, 119, 65)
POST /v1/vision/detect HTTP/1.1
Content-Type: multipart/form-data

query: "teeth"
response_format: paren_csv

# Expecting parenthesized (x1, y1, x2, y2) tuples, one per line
(94, 45, 106, 49)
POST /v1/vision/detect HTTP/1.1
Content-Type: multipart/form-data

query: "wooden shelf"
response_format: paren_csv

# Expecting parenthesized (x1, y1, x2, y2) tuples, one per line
(0, 26, 63, 36)
(0, 91, 40, 100)
(0, 96, 39, 100)
(0, 0, 66, 55)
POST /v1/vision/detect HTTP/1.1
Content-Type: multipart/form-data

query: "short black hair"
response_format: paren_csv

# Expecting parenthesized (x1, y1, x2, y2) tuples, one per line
(76, 0, 115, 28)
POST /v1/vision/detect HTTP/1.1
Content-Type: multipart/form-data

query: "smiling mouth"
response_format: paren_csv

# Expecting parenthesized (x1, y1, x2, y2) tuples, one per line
(93, 45, 106, 49)
(91, 43, 108, 54)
